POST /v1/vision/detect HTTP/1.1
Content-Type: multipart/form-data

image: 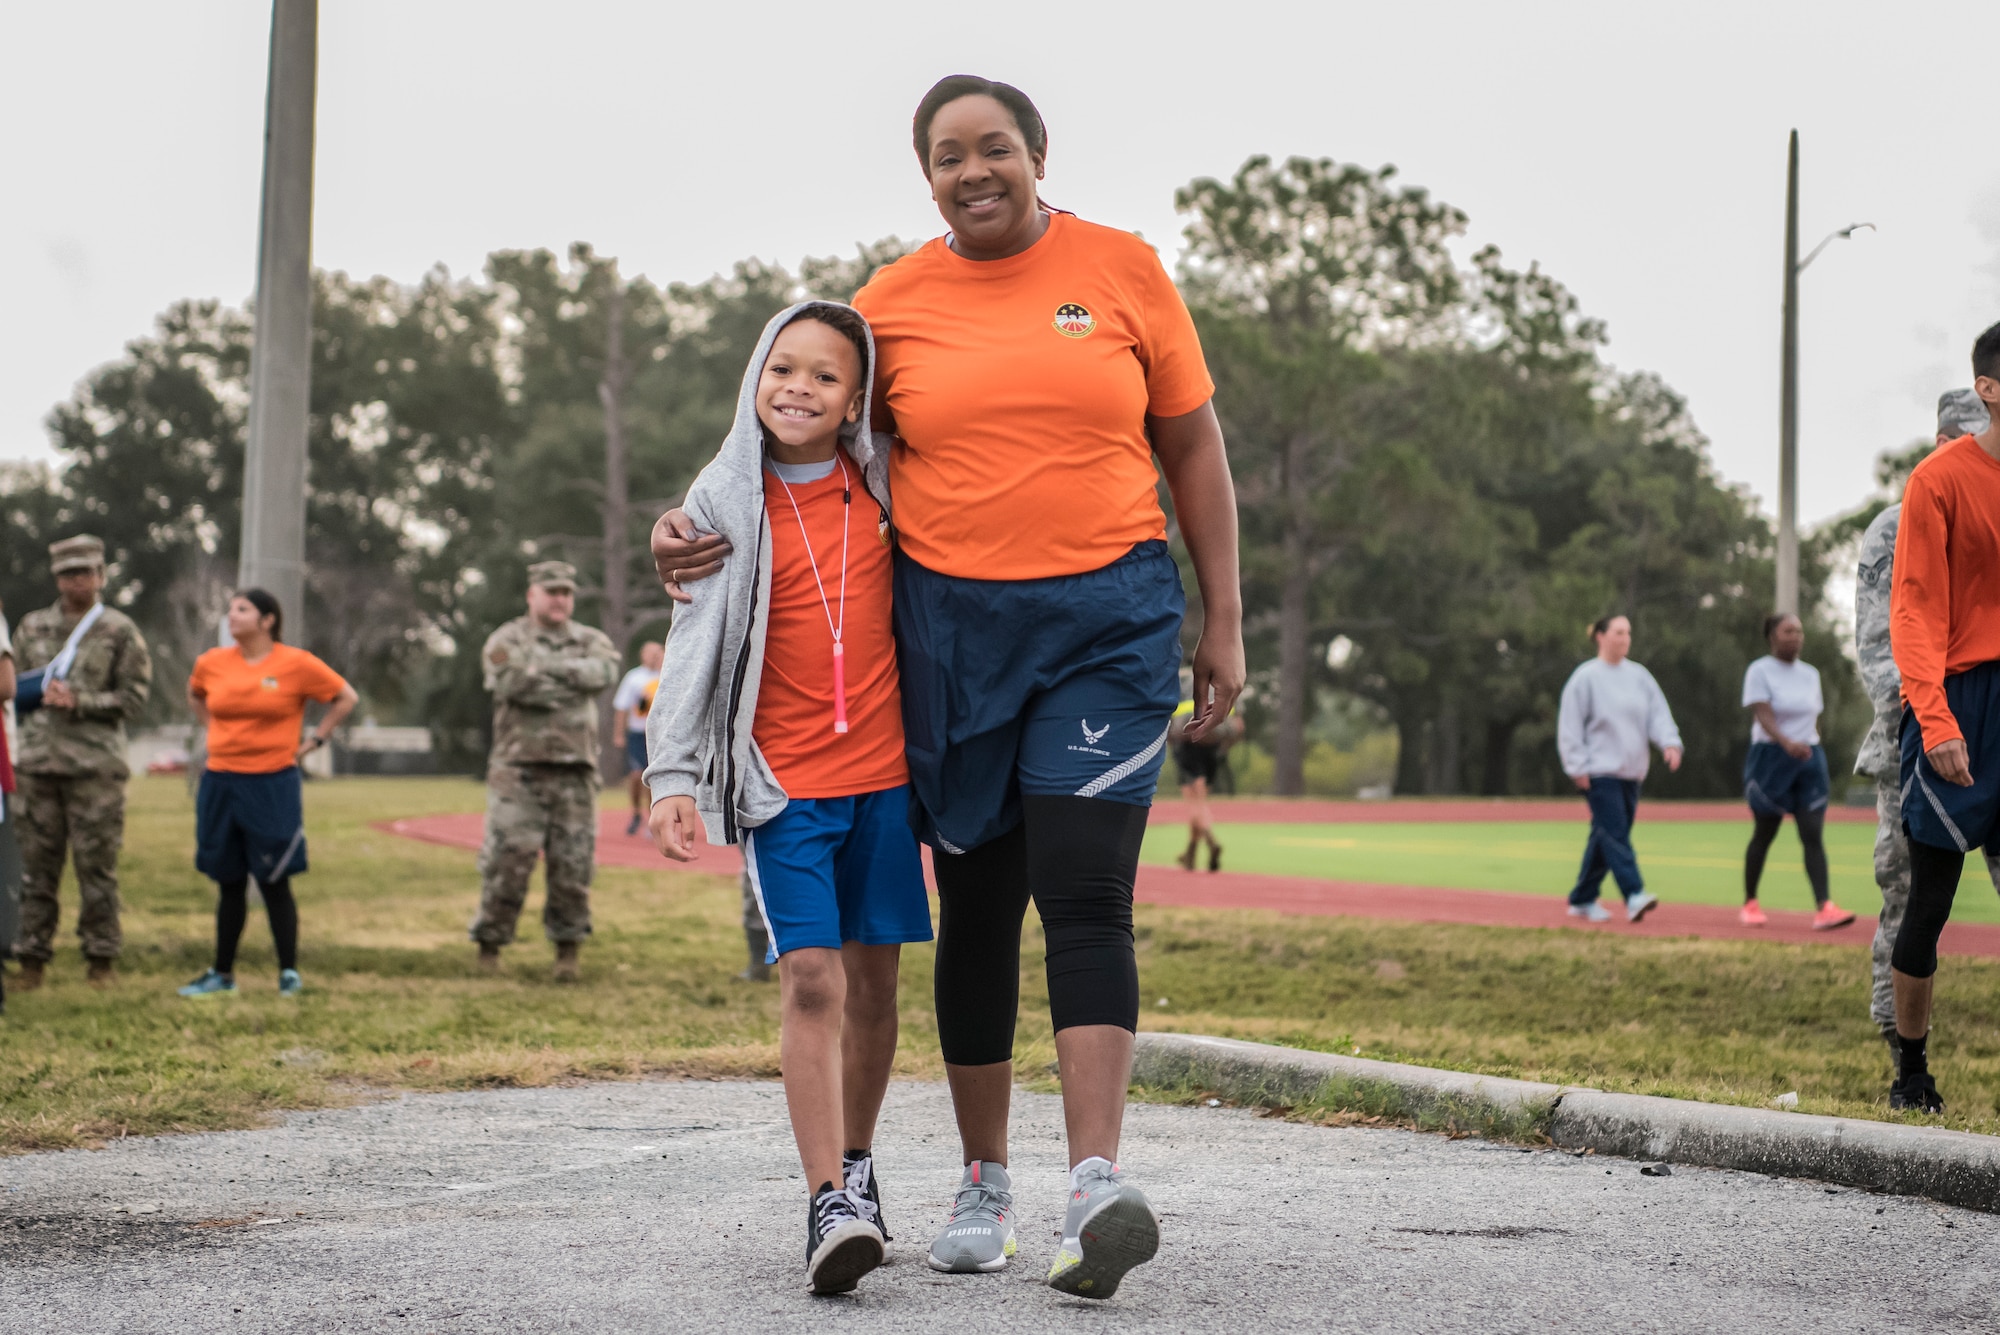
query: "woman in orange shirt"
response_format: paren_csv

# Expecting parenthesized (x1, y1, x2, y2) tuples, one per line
(656, 77, 1243, 1299)
(178, 590, 356, 998)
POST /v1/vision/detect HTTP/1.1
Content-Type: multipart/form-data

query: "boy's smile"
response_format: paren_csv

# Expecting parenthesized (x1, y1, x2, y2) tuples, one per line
(758, 320, 864, 465)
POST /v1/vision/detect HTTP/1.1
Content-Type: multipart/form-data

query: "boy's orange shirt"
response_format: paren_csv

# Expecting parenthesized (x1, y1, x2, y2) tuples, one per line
(191, 643, 348, 774)
(853, 212, 1214, 581)
(754, 451, 908, 798)
(1892, 433, 2000, 747)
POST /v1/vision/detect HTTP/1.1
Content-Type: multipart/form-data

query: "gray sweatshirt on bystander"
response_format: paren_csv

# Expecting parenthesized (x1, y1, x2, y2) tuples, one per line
(1556, 658, 1683, 782)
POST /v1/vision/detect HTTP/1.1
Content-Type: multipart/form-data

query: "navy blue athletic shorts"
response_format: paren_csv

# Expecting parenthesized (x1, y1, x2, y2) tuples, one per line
(741, 785, 933, 964)
(1743, 742, 1829, 818)
(196, 766, 309, 884)
(894, 539, 1185, 854)
(1901, 659, 2000, 854)
(625, 730, 648, 773)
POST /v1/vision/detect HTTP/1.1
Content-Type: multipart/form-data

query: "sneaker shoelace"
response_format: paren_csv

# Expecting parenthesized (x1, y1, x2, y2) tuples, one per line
(816, 1187, 866, 1234)
(949, 1177, 1008, 1223)
(842, 1158, 881, 1228)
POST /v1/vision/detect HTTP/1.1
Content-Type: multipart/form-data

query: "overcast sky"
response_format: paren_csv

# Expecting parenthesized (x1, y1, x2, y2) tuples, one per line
(4, 0, 1995, 531)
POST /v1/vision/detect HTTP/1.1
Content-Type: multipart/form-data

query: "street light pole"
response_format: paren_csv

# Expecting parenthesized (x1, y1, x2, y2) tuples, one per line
(1775, 128, 1873, 619)
(1778, 131, 1801, 617)
(239, 0, 318, 638)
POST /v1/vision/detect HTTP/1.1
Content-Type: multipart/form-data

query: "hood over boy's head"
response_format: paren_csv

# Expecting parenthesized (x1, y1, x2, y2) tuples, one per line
(756, 306, 871, 460)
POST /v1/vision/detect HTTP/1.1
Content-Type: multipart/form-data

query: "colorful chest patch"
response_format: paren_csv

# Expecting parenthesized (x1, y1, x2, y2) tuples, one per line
(1052, 302, 1096, 339)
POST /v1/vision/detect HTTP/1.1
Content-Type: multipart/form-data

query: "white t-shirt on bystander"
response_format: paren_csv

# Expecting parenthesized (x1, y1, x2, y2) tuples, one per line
(612, 665, 660, 735)
(1742, 655, 1822, 746)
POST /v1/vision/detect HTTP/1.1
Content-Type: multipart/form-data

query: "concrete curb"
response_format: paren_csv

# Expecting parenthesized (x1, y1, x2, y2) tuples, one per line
(1130, 1032, 2000, 1214)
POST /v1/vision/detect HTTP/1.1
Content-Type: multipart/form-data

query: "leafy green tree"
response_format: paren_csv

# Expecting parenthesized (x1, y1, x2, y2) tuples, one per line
(1177, 155, 1466, 794)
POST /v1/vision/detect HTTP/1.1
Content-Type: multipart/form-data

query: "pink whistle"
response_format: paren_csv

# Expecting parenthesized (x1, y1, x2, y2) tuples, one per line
(833, 641, 849, 734)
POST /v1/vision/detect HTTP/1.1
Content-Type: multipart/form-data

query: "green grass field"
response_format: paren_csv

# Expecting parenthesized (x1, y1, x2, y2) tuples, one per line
(7, 777, 2000, 1154)
(1142, 818, 2000, 921)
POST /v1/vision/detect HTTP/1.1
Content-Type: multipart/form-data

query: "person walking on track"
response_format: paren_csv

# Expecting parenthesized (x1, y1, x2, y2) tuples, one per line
(1738, 613, 1855, 930)
(1557, 614, 1682, 924)
(1853, 387, 2000, 1075)
(0, 599, 17, 1015)
(650, 76, 1243, 1301)
(471, 561, 621, 982)
(1170, 694, 1241, 871)
(613, 640, 662, 835)
(1883, 323, 2000, 1114)
(10, 535, 151, 989)
(177, 590, 357, 998)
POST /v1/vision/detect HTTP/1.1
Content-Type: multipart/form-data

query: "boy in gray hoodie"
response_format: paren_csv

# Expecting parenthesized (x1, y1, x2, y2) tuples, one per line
(645, 302, 930, 1295)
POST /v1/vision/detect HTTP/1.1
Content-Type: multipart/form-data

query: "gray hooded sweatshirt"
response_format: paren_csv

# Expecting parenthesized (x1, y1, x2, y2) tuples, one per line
(642, 300, 892, 845)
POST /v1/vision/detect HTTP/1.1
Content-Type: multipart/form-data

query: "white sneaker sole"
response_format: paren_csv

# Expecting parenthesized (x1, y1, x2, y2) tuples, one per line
(808, 1222, 884, 1295)
(927, 1224, 1015, 1273)
(1047, 1190, 1159, 1299)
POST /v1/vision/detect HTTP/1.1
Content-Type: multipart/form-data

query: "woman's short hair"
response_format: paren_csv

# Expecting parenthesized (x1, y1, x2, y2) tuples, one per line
(912, 75, 1048, 171)
(236, 587, 283, 642)
(1762, 612, 1798, 642)
(1589, 613, 1626, 641)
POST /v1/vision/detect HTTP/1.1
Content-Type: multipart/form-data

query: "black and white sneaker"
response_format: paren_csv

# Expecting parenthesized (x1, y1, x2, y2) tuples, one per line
(1890, 1071, 1945, 1114)
(844, 1150, 890, 1242)
(806, 1182, 884, 1295)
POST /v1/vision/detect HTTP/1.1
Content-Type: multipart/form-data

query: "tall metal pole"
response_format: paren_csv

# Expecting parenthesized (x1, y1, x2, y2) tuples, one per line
(239, 0, 318, 638)
(1776, 129, 1800, 618)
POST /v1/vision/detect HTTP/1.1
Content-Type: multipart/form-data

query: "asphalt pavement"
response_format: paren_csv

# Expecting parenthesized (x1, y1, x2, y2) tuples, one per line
(2, 1079, 1993, 1333)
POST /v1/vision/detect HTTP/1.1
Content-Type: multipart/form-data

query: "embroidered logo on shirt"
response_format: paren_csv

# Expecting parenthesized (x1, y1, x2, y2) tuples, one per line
(1053, 303, 1096, 339)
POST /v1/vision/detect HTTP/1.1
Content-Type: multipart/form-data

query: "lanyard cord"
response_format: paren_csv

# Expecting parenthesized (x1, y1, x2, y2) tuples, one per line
(771, 452, 851, 650)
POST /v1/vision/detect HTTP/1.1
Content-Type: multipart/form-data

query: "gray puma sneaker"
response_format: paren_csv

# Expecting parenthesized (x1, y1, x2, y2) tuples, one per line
(1045, 1158, 1159, 1299)
(927, 1160, 1016, 1273)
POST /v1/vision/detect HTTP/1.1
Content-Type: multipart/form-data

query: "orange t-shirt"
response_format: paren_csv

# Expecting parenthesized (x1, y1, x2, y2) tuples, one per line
(753, 451, 909, 798)
(1891, 433, 2000, 747)
(853, 212, 1215, 580)
(191, 643, 349, 774)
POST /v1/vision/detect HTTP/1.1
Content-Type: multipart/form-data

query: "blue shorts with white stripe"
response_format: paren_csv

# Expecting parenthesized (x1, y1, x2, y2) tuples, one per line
(894, 539, 1185, 856)
(1901, 659, 2000, 855)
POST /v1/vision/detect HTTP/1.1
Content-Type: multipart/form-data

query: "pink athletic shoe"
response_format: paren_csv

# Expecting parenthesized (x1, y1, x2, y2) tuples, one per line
(1739, 900, 1768, 927)
(1812, 902, 1858, 931)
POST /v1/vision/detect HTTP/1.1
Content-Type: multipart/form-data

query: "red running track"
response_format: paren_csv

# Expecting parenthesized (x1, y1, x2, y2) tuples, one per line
(1146, 797, 1875, 825)
(380, 806, 2000, 958)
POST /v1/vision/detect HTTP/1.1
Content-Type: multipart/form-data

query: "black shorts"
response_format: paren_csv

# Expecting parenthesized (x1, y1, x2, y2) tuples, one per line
(1173, 740, 1221, 787)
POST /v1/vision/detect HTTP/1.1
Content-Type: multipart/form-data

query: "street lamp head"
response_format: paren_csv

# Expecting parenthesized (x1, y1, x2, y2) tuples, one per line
(1797, 222, 1877, 274)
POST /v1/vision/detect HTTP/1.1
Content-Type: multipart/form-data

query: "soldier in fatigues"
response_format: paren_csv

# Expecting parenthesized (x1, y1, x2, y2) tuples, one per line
(1855, 389, 2000, 1072)
(13, 536, 152, 988)
(471, 561, 620, 981)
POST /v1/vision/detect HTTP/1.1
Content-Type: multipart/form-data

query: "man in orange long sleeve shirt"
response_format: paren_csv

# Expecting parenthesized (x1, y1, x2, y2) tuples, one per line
(1886, 320, 2000, 1113)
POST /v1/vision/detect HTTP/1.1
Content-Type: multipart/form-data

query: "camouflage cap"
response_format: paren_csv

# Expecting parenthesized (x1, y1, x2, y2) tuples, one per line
(1938, 388, 1991, 438)
(48, 534, 105, 574)
(527, 559, 577, 591)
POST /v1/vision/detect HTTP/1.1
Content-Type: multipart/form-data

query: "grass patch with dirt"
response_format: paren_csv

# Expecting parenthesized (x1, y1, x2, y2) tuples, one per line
(5, 777, 1999, 1153)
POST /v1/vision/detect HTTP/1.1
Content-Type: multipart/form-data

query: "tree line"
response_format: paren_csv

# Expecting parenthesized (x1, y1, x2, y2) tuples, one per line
(0, 156, 1861, 794)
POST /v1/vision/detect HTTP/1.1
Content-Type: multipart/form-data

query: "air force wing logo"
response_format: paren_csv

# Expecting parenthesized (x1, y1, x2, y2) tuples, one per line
(1053, 302, 1096, 339)
(1081, 719, 1110, 746)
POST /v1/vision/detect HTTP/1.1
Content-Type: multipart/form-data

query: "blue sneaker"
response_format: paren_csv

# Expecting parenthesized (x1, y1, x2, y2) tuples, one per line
(278, 969, 304, 997)
(178, 969, 236, 998)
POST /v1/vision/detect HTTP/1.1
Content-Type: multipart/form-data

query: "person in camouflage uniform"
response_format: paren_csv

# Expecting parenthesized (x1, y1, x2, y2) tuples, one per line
(12, 536, 152, 988)
(471, 561, 621, 981)
(1855, 388, 2000, 1071)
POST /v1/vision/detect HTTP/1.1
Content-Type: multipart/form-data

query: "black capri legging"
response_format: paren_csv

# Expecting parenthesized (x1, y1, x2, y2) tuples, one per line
(1892, 840, 1966, 980)
(932, 794, 1150, 1067)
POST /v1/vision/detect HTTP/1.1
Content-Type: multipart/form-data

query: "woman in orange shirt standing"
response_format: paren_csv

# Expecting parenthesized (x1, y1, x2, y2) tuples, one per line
(178, 590, 356, 998)
(656, 77, 1243, 1300)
